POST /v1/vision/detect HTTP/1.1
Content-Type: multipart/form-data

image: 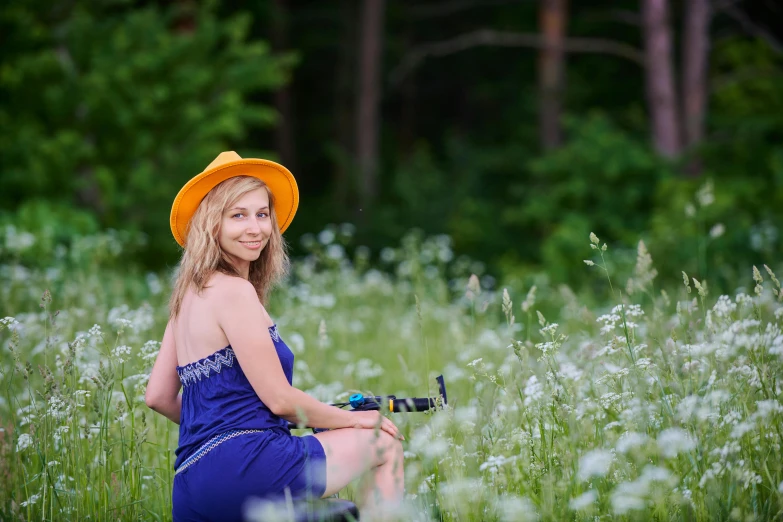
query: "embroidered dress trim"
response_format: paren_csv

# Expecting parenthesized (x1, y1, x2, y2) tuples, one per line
(176, 325, 280, 386)
(269, 324, 281, 342)
(175, 429, 266, 475)
(177, 347, 235, 386)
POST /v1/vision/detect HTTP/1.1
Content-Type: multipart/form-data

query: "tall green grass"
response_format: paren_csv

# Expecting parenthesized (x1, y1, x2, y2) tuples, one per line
(1, 227, 782, 521)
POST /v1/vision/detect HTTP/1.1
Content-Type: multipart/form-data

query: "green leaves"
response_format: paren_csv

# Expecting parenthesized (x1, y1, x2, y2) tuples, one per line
(0, 1, 293, 265)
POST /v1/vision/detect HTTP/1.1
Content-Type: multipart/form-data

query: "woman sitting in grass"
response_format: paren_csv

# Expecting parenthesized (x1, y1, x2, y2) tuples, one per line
(145, 151, 404, 521)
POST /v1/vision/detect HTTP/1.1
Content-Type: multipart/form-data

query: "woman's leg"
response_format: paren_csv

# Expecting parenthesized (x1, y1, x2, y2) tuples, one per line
(313, 428, 404, 512)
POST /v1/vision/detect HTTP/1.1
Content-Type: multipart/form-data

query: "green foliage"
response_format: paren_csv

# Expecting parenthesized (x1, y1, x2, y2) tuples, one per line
(0, 0, 294, 267)
(504, 113, 671, 284)
(2, 228, 783, 520)
(2, 0, 783, 298)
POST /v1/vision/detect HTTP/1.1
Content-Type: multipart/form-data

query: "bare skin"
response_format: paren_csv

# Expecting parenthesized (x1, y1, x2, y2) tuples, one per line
(145, 189, 404, 516)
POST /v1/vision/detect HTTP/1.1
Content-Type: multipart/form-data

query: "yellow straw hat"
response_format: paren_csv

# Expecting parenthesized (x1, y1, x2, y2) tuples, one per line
(170, 151, 299, 247)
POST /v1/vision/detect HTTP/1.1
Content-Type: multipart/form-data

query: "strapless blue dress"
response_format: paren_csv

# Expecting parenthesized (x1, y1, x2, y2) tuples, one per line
(172, 324, 327, 522)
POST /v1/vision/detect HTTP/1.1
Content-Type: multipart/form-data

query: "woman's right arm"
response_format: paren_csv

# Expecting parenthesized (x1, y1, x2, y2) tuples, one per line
(214, 278, 401, 439)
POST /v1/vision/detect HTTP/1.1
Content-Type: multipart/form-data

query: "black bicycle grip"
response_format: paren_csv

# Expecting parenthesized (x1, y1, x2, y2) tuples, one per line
(390, 397, 436, 412)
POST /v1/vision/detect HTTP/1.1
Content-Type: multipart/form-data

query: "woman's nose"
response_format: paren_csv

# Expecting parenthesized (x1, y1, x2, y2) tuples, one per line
(246, 218, 262, 234)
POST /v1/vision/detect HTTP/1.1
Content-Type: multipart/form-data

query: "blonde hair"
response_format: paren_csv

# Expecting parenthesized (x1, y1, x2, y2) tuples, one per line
(169, 176, 289, 319)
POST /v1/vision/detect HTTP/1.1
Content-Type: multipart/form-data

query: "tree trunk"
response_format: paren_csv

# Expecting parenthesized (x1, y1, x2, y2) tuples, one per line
(539, 0, 568, 150)
(333, 0, 357, 216)
(642, 0, 681, 158)
(682, 0, 710, 150)
(174, 0, 196, 33)
(271, 0, 296, 173)
(398, 21, 418, 158)
(355, 0, 385, 214)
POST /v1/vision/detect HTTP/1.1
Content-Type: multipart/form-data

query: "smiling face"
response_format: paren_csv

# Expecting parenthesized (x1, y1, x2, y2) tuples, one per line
(218, 188, 273, 277)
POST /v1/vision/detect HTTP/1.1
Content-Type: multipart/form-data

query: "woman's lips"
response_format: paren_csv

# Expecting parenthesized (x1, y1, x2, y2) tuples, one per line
(239, 240, 262, 250)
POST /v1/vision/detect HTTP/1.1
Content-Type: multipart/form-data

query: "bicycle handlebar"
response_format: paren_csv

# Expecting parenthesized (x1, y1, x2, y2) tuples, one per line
(287, 375, 448, 431)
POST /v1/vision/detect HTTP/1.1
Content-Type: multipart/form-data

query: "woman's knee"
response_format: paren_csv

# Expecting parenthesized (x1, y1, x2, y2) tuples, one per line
(373, 431, 404, 465)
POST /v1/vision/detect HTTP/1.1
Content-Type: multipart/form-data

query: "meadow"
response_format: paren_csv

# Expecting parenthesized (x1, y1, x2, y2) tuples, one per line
(1, 223, 782, 521)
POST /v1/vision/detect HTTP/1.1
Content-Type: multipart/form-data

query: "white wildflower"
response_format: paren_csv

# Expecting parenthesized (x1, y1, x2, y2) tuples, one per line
(20, 493, 41, 508)
(348, 358, 384, 380)
(600, 392, 622, 409)
(616, 431, 649, 454)
(569, 490, 597, 510)
(16, 433, 33, 452)
(417, 474, 435, 494)
(480, 455, 518, 473)
(145, 272, 162, 295)
(140, 340, 161, 361)
(597, 312, 621, 334)
(88, 324, 102, 337)
(53, 425, 70, 443)
(438, 477, 483, 505)
(112, 318, 133, 333)
(730, 422, 754, 439)
(753, 400, 783, 420)
(112, 344, 132, 364)
(696, 180, 714, 207)
(325, 244, 344, 260)
(611, 465, 675, 515)
(635, 358, 653, 370)
(558, 362, 583, 381)
(577, 449, 613, 481)
(47, 395, 70, 420)
(495, 494, 538, 522)
(467, 358, 483, 369)
(657, 428, 696, 458)
(0, 316, 20, 330)
(709, 223, 725, 238)
(539, 323, 559, 336)
(535, 341, 556, 357)
(617, 304, 645, 318)
(712, 295, 737, 318)
(736, 469, 762, 490)
(611, 489, 646, 515)
(317, 228, 335, 245)
(523, 376, 543, 406)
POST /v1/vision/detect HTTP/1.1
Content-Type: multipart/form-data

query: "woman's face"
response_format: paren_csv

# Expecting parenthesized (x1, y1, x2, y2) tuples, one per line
(218, 188, 273, 274)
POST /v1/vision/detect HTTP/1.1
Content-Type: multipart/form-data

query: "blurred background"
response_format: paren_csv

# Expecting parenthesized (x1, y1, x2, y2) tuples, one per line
(1, 0, 782, 292)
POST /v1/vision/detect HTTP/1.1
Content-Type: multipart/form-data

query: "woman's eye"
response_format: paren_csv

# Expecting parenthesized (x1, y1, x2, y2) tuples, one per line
(232, 213, 243, 218)
(257, 212, 268, 218)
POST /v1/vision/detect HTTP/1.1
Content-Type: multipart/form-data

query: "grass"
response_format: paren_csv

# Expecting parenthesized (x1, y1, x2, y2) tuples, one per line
(1, 227, 782, 521)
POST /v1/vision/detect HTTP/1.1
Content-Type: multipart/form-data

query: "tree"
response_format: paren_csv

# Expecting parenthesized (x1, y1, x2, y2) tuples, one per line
(682, 0, 711, 150)
(539, 0, 568, 150)
(642, 0, 681, 158)
(270, 0, 297, 172)
(0, 0, 292, 265)
(355, 0, 386, 214)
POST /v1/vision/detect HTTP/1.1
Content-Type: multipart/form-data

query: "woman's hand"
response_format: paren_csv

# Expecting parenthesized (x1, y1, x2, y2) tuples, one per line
(349, 411, 405, 441)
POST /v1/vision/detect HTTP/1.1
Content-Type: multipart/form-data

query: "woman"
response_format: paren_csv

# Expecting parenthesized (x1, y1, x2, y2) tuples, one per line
(145, 151, 404, 521)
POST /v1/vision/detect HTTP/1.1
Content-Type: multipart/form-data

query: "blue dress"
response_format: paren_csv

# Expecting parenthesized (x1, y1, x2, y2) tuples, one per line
(172, 324, 327, 522)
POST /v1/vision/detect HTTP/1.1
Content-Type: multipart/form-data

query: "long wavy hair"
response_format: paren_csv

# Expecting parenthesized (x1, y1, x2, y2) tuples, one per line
(169, 176, 289, 319)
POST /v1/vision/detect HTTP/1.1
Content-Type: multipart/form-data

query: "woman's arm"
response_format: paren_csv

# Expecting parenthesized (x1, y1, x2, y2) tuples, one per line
(214, 278, 359, 429)
(145, 321, 182, 424)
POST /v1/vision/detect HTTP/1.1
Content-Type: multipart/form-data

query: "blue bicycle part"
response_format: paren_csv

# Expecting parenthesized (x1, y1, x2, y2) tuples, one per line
(349, 393, 365, 408)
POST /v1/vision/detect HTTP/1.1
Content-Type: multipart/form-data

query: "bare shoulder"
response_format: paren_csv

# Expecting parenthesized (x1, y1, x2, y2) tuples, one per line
(208, 273, 272, 322)
(209, 272, 255, 295)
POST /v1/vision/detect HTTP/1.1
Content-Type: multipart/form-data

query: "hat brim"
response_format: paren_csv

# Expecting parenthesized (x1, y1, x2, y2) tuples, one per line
(170, 159, 299, 247)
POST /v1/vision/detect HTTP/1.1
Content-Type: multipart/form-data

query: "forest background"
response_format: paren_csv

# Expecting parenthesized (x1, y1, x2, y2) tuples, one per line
(1, 0, 782, 292)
